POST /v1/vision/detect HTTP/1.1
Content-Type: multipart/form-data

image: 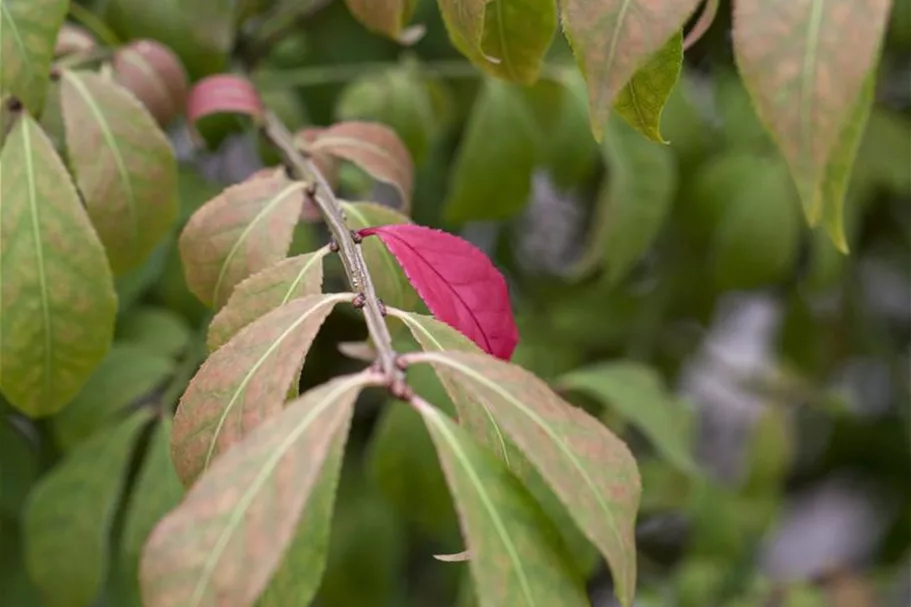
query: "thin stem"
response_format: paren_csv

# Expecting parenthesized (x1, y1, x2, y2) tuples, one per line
(260, 110, 402, 382)
(67, 2, 122, 48)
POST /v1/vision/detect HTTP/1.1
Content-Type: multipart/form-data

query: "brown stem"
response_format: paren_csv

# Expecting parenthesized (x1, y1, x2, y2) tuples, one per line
(261, 110, 402, 382)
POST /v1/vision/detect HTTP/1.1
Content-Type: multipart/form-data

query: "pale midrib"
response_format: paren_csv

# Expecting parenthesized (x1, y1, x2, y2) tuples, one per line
(65, 72, 139, 258)
(23, 123, 53, 399)
(625, 80, 649, 131)
(389, 308, 511, 468)
(427, 406, 536, 606)
(494, 1, 517, 80)
(202, 294, 347, 471)
(278, 248, 328, 306)
(602, 0, 634, 110)
(801, 0, 825, 211)
(1, 3, 32, 88)
(212, 182, 305, 306)
(423, 354, 625, 562)
(189, 379, 359, 607)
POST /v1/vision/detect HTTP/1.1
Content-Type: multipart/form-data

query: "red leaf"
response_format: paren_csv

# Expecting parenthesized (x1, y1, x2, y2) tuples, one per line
(186, 74, 263, 126)
(360, 224, 518, 360)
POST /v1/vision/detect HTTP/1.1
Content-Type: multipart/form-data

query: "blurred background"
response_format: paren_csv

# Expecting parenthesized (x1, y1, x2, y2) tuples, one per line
(2, 1, 909, 606)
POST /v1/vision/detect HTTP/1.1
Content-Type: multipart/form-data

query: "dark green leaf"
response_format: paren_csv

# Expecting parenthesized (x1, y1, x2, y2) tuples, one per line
(0, 114, 117, 417)
(444, 78, 538, 222)
(0, 0, 68, 113)
(559, 361, 697, 474)
(0, 417, 39, 517)
(117, 306, 193, 359)
(24, 409, 152, 607)
(416, 400, 589, 607)
(50, 343, 173, 452)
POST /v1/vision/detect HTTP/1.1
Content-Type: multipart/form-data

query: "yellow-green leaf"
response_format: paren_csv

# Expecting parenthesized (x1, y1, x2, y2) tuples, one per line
(61, 70, 179, 274)
(0, 114, 117, 417)
(0, 0, 68, 114)
(344, 0, 418, 42)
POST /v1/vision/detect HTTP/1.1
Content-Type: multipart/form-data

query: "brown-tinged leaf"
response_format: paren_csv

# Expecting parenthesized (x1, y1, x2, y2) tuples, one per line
(416, 401, 589, 607)
(113, 40, 189, 127)
(406, 351, 641, 607)
(308, 121, 414, 212)
(207, 248, 329, 352)
(294, 127, 341, 198)
(561, 0, 701, 140)
(178, 170, 306, 309)
(344, 0, 419, 42)
(0, 0, 68, 114)
(141, 373, 369, 607)
(0, 114, 117, 417)
(171, 293, 350, 485)
(732, 0, 891, 231)
(61, 69, 179, 275)
(186, 73, 263, 126)
(54, 24, 96, 57)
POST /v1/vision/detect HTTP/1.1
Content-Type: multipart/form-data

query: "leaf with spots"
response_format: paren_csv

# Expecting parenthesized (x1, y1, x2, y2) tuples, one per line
(61, 70, 179, 275)
(178, 169, 306, 309)
(0, 114, 117, 417)
(561, 0, 701, 140)
(207, 248, 329, 352)
(444, 0, 558, 84)
(415, 400, 589, 607)
(24, 409, 152, 607)
(171, 293, 350, 486)
(308, 122, 414, 213)
(344, 0, 419, 42)
(406, 351, 641, 607)
(613, 32, 683, 143)
(141, 374, 367, 607)
(732, 0, 891, 250)
(0, 0, 68, 114)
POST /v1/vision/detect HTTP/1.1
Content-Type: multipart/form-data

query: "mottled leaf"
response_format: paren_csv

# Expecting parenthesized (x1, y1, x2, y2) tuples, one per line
(119, 419, 185, 605)
(178, 170, 306, 309)
(341, 201, 419, 311)
(407, 351, 641, 607)
(344, 0, 418, 42)
(559, 361, 697, 474)
(308, 121, 414, 212)
(207, 248, 329, 352)
(117, 306, 192, 359)
(574, 114, 677, 283)
(444, 78, 538, 222)
(613, 32, 683, 143)
(416, 400, 589, 607)
(113, 39, 189, 127)
(361, 224, 519, 360)
(61, 69, 179, 274)
(50, 343, 173, 452)
(24, 409, 152, 607)
(732, 0, 891, 241)
(171, 293, 350, 485)
(0, 0, 67, 113)
(0, 114, 117, 417)
(561, 0, 701, 139)
(141, 374, 368, 607)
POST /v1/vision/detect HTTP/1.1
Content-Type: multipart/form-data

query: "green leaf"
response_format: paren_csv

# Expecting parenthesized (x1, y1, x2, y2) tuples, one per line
(0, 0, 68, 114)
(60, 70, 179, 274)
(105, 0, 234, 79)
(573, 114, 677, 283)
(416, 401, 589, 607)
(342, 201, 419, 311)
(117, 306, 193, 359)
(0, 416, 39, 517)
(24, 409, 152, 607)
(171, 293, 349, 485)
(560, 0, 701, 140)
(855, 108, 911, 197)
(558, 361, 697, 474)
(408, 351, 641, 607)
(140, 374, 366, 607)
(49, 343, 173, 452)
(115, 236, 172, 315)
(731, 0, 891, 245)
(0, 114, 117, 417)
(207, 249, 328, 352)
(178, 170, 306, 309)
(119, 418, 185, 606)
(444, 78, 538, 222)
(613, 32, 683, 143)
(344, 0, 418, 42)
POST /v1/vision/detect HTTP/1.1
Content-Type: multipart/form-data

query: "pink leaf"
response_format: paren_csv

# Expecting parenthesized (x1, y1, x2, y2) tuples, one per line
(360, 224, 518, 360)
(186, 74, 263, 126)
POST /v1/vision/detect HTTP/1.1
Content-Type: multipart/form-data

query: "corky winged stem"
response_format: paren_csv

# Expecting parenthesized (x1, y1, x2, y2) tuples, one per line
(260, 110, 404, 386)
